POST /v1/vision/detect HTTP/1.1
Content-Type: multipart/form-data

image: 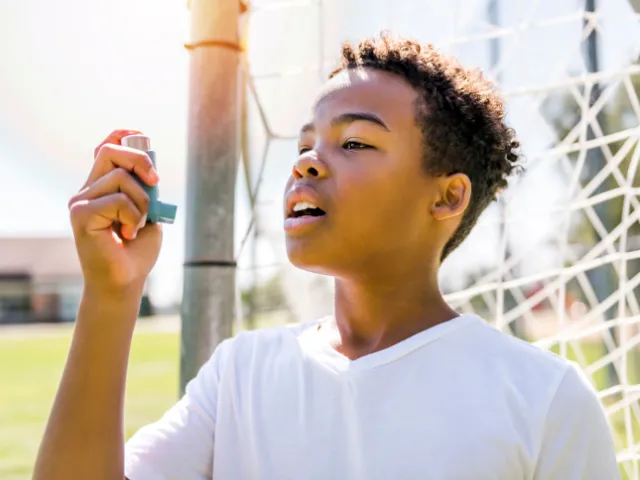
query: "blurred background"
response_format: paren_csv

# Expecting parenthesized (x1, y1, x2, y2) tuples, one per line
(1, 0, 639, 478)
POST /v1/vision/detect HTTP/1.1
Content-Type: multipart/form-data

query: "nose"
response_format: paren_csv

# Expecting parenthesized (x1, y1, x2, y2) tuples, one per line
(292, 152, 328, 180)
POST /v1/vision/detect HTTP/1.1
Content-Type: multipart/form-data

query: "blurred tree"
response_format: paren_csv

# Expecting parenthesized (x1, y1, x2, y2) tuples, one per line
(241, 273, 289, 328)
(542, 59, 640, 387)
(604, 65, 640, 303)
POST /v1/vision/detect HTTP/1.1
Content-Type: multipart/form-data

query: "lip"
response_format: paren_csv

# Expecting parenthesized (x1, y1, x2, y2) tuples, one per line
(284, 184, 327, 234)
(284, 214, 327, 234)
(284, 184, 326, 218)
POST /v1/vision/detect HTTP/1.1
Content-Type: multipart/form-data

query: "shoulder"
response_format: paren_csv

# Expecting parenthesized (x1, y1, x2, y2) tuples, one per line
(209, 319, 321, 372)
(466, 316, 573, 371)
(462, 317, 609, 448)
(461, 316, 586, 406)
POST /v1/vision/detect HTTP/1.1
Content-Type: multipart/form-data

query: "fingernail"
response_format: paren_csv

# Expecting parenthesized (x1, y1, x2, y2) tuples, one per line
(131, 230, 137, 240)
(149, 170, 159, 183)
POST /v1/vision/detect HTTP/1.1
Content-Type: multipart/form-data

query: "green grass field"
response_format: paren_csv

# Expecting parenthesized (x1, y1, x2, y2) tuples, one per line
(1, 322, 638, 479)
(0, 324, 179, 480)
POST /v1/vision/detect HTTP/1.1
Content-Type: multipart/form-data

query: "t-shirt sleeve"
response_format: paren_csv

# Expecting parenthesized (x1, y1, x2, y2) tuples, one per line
(124, 338, 231, 480)
(533, 363, 620, 480)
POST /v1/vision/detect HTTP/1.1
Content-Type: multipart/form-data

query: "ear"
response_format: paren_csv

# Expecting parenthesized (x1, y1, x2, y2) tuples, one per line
(431, 173, 472, 221)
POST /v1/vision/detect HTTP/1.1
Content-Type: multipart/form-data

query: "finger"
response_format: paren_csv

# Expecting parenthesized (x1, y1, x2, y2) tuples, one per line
(69, 193, 143, 241)
(83, 143, 158, 190)
(70, 168, 150, 220)
(93, 129, 143, 159)
(70, 194, 142, 241)
(135, 221, 162, 242)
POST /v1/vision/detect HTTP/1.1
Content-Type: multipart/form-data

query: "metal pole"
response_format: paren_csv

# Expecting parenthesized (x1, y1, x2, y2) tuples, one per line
(584, 0, 618, 387)
(240, 84, 257, 330)
(180, 0, 242, 395)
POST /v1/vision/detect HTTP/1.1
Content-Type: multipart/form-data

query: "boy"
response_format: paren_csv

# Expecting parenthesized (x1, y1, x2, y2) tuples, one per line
(34, 34, 620, 479)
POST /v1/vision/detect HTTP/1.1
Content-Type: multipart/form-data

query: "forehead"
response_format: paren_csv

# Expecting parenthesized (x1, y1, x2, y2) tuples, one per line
(310, 68, 420, 127)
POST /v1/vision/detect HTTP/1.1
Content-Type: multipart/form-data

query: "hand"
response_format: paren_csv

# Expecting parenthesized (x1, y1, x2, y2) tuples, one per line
(68, 129, 163, 294)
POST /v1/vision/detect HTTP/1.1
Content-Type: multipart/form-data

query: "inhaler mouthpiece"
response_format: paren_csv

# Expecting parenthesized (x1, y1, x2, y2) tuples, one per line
(122, 134, 151, 152)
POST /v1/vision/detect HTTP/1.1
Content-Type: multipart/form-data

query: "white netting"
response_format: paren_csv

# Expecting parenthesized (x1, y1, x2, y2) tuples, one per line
(235, 0, 640, 475)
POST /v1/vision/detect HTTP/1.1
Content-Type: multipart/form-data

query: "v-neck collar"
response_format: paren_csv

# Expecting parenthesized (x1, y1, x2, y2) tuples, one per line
(297, 314, 481, 375)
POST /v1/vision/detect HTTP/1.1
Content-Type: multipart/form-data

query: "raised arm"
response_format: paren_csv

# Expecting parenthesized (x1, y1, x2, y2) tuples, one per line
(33, 129, 162, 480)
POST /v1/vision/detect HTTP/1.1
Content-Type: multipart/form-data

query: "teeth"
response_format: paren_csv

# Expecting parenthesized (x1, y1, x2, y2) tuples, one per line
(293, 201, 318, 212)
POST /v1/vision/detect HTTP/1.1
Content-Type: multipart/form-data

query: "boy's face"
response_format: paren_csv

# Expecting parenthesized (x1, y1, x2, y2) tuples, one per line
(283, 68, 464, 277)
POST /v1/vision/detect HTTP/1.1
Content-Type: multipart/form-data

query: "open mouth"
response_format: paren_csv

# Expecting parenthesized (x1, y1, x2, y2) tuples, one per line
(288, 201, 326, 219)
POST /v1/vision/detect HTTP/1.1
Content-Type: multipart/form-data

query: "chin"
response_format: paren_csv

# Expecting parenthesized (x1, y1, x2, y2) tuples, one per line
(285, 237, 338, 276)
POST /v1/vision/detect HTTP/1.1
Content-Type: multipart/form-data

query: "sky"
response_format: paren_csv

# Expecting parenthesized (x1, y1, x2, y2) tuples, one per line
(0, 0, 638, 313)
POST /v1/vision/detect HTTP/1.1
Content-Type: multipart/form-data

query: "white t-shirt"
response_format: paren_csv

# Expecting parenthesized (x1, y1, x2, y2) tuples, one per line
(124, 314, 620, 480)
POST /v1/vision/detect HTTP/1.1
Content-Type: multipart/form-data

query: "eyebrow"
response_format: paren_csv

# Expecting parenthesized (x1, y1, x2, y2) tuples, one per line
(299, 112, 390, 135)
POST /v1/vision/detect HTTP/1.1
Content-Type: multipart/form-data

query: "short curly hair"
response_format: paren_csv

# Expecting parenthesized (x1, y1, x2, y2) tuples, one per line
(330, 33, 522, 261)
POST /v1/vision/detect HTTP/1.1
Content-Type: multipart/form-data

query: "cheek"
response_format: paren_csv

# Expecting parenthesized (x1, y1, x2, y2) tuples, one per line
(334, 162, 422, 233)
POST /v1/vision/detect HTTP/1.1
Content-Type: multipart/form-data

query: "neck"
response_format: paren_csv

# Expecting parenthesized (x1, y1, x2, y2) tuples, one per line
(331, 261, 458, 360)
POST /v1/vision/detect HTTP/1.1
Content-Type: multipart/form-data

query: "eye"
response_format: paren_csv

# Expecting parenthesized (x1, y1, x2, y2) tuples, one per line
(342, 141, 370, 150)
(298, 146, 312, 155)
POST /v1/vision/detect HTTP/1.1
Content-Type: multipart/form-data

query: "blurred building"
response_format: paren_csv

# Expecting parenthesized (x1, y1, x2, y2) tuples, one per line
(0, 236, 152, 324)
(0, 237, 82, 323)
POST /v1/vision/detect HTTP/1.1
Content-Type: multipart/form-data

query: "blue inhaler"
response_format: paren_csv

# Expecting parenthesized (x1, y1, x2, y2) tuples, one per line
(121, 134, 177, 224)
